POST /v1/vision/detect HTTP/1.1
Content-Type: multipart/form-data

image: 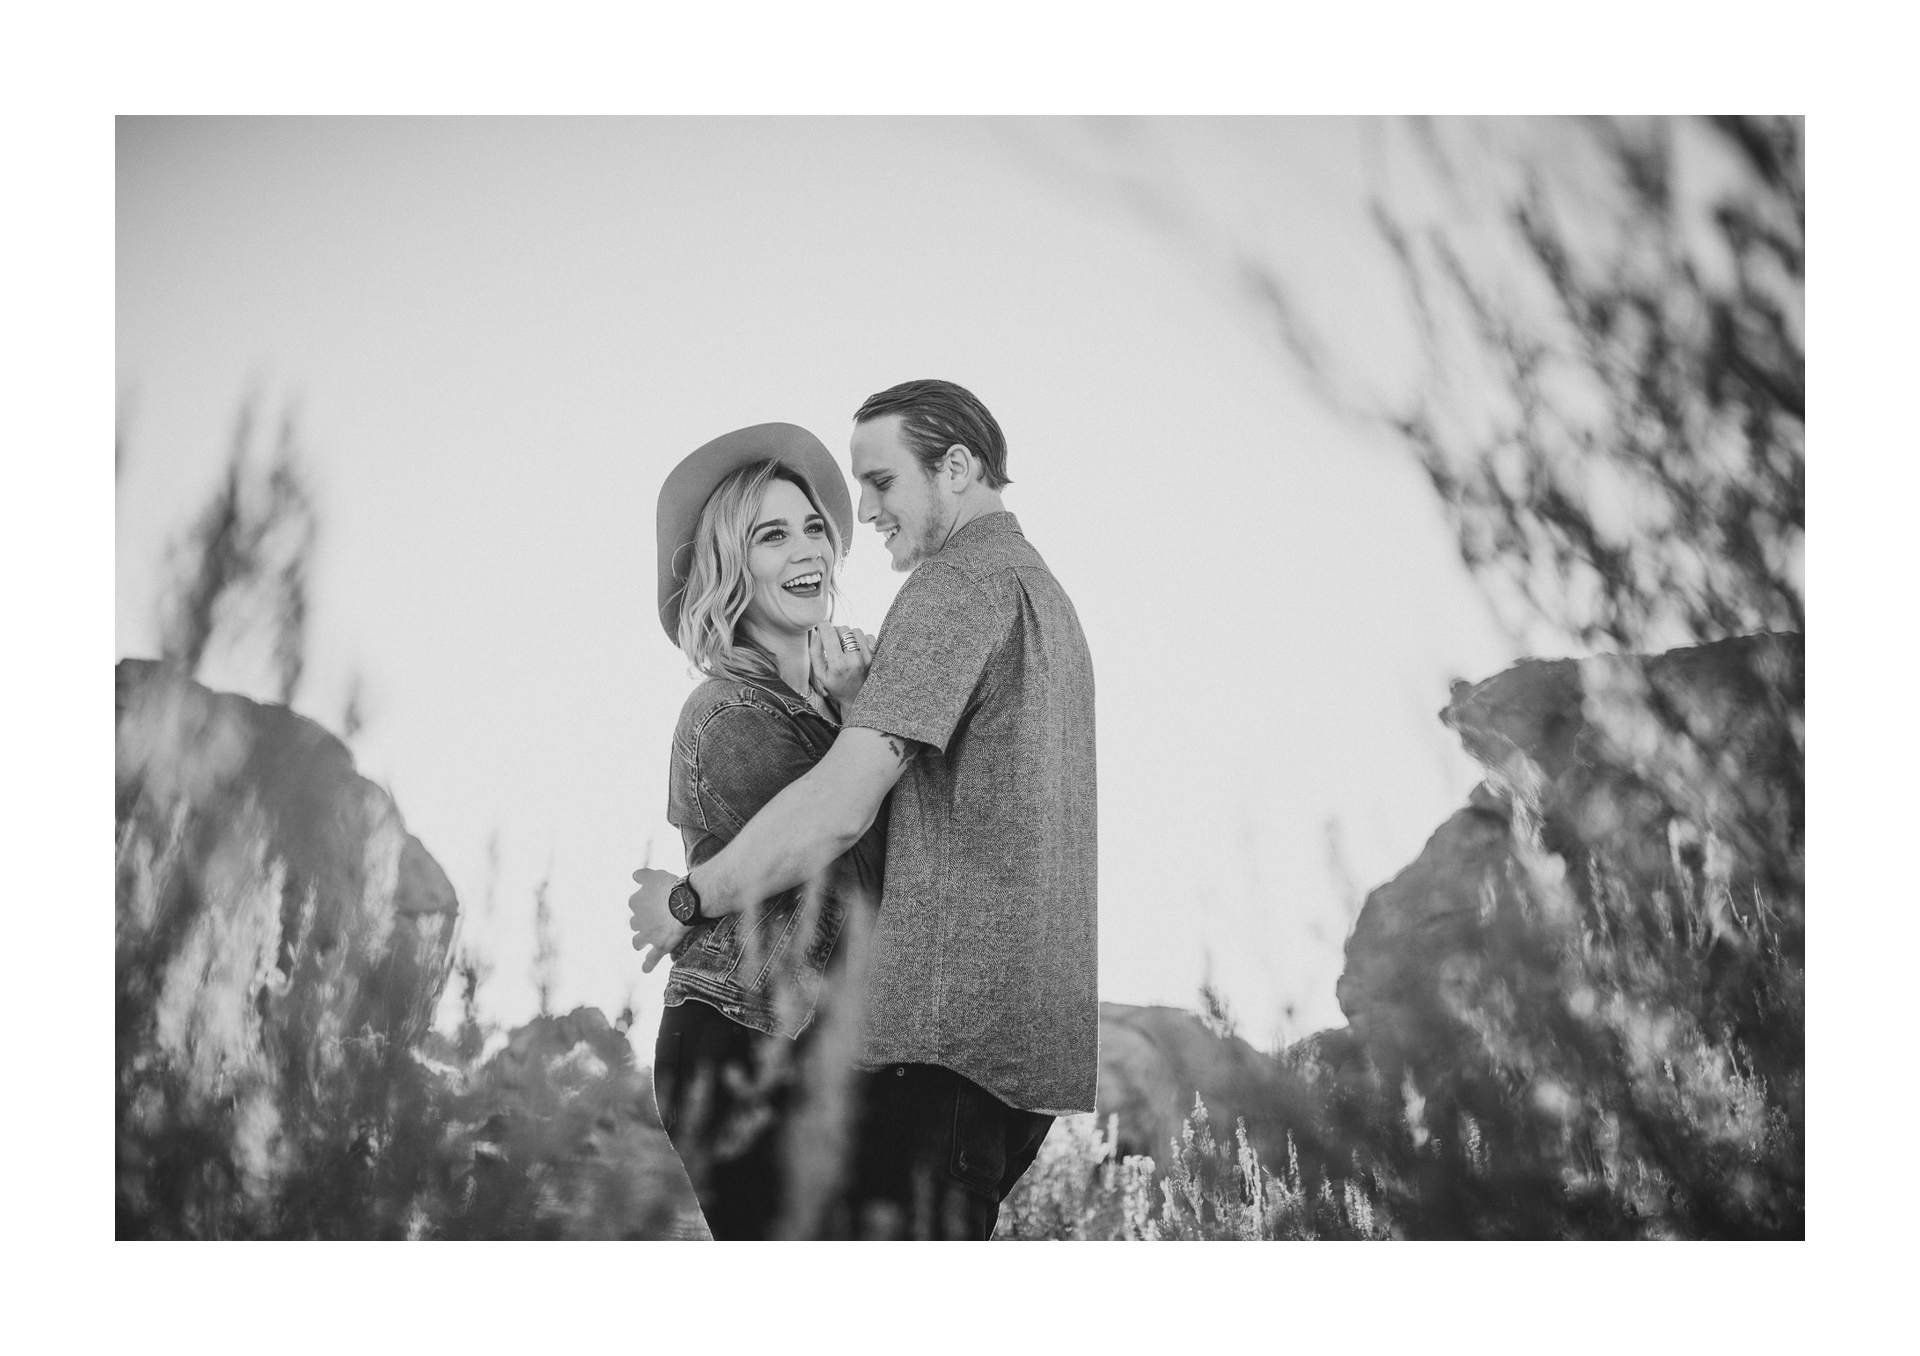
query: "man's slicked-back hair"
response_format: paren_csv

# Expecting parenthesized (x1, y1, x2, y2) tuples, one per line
(853, 378, 1012, 490)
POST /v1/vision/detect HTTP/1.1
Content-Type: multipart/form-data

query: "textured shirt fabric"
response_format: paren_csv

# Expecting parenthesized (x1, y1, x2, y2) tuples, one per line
(846, 511, 1098, 1114)
(663, 673, 885, 1039)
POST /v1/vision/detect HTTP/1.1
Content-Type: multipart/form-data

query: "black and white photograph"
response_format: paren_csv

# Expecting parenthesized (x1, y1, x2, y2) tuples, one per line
(109, 112, 1806, 1247)
(19, 4, 1908, 1337)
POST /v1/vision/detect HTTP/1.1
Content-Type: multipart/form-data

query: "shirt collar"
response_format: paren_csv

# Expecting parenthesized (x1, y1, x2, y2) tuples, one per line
(945, 510, 1021, 548)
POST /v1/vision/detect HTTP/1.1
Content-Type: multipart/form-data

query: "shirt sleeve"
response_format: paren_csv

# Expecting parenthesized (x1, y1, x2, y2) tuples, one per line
(690, 700, 821, 837)
(846, 561, 1001, 754)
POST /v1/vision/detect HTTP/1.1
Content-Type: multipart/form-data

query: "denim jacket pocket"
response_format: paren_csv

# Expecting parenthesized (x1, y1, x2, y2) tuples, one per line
(737, 901, 802, 990)
(678, 911, 745, 980)
(800, 888, 850, 971)
(675, 893, 802, 989)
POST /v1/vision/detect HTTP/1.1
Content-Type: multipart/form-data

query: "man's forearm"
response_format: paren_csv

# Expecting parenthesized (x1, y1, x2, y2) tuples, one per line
(688, 765, 869, 917)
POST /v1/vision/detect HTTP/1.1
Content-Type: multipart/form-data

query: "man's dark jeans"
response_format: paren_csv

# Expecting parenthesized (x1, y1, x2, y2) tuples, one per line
(657, 999, 1052, 1240)
(827, 1062, 1054, 1240)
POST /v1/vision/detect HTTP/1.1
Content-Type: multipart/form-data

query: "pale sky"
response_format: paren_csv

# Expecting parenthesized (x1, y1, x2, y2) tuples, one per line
(115, 116, 1517, 1047)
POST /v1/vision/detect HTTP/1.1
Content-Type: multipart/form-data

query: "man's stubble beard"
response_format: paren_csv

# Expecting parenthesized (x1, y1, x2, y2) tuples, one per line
(903, 494, 954, 573)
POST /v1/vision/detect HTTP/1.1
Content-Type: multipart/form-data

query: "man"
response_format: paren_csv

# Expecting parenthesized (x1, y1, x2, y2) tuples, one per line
(629, 378, 1098, 1239)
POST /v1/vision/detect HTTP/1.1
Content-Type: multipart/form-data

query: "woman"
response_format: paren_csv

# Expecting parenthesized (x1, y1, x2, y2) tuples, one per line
(646, 422, 883, 1240)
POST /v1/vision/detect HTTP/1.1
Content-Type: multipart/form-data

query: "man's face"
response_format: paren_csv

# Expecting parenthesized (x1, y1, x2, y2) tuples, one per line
(851, 413, 951, 572)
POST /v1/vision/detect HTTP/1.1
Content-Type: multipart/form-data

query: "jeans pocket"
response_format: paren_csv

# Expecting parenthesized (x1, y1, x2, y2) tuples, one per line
(948, 1079, 1007, 1197)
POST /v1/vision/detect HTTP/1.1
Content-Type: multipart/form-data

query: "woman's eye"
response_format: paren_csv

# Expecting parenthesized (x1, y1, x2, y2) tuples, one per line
(761, 530, 784, 544)
(806, 521, 825, 535)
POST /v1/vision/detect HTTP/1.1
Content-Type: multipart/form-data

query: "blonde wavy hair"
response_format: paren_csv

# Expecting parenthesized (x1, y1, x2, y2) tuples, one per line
(674, 459, 845, 684)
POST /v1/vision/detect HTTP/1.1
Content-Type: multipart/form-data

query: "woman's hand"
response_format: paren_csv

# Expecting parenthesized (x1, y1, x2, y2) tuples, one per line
(810, 625, 876, 712)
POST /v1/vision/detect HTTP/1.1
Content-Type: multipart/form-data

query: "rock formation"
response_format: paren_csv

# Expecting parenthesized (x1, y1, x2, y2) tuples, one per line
(115, 659, 460, 1235)
(1087, 632, 1802, 1238)
(1322, 631, 1803, 1236)
(1336, 632, 1803, 1085)
(1094, 1002, 1322, 1168)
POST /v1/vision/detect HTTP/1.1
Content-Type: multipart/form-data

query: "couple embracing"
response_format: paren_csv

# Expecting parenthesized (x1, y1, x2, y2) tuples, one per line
(627, 379, 1098, 1240)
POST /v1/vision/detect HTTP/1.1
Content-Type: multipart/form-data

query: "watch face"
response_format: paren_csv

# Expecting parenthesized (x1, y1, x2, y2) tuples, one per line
(668, 880, 698, 925)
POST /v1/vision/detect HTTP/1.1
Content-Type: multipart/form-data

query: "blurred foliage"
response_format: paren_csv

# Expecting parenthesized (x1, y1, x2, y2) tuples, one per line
(115, 673, 702, 1241)
(158, 398, 318, 705)
(531, 873, 559, 1018)
(1001, 1098, 1390, 1241)
(121, 996, 701, 1240)
(1358, 115, 1803, 654)
(1009, 746, 1802, 1243)
(1259, 638, 1802, 1239)
(1212, 117, 1803, 1238)
(1054, 116, 1802, 656)
(1285, 822, 1802, 1237)
(115, 657, 460, 1239)
(118, 412, 700, 1237)
(1007, 632, 1803, 1240)
(1352, 894, 1788, 1238)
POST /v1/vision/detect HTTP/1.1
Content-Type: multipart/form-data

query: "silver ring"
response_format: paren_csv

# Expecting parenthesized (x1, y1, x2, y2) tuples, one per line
(838, 629, 859, 653)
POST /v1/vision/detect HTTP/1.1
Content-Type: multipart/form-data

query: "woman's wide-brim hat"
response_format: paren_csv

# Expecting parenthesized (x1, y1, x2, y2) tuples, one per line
(655, 422, 853, 643)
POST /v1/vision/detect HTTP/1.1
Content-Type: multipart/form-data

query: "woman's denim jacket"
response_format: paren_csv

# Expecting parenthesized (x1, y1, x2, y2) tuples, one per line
(661, 673, 885, 1040)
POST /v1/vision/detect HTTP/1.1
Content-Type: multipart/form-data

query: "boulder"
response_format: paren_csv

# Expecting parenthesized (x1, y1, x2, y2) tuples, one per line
(1442, 632, 1803, 905)
(115, 659, 460, 1235)
(1334, 632, 1803, 1076)
(1331, 786, 1518, 1075)
(1094, 1001, 1323, 1169)
(1312, 633, 1803, 1237)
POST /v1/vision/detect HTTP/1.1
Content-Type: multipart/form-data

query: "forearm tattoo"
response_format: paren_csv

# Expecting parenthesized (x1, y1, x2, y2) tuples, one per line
(884, 735, 920, 765)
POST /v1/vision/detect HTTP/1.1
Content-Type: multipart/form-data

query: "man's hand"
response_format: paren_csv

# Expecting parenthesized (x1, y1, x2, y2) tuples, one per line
(628, 867, 690, 973)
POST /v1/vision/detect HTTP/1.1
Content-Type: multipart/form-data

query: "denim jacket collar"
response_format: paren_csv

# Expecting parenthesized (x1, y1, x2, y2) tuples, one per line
(743, 671, 838, 726)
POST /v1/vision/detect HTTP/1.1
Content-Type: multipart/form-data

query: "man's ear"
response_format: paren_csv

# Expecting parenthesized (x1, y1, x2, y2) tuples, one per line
(940, 443, 977, 491)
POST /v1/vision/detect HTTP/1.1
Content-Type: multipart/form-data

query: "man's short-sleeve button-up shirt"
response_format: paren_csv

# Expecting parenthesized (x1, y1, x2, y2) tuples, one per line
(846, 511, 1098, 1114)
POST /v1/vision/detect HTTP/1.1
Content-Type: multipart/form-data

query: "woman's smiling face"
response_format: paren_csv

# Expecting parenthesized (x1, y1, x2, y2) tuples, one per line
(740, 476, 835, 642)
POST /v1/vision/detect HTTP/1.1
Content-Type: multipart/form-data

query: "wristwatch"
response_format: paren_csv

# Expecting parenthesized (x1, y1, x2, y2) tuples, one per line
(667, 874, 706, 926)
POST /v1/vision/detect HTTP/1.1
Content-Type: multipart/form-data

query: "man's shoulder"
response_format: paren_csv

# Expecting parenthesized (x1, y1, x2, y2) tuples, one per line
(887, 554, 993, 621)
(952, 529, 1080, 622)
(912, 517, 1054, 596)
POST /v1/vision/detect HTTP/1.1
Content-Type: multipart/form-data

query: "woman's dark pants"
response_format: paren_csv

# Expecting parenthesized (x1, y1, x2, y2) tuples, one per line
(653, 997, 804, 1240)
